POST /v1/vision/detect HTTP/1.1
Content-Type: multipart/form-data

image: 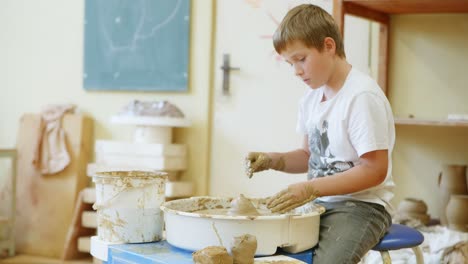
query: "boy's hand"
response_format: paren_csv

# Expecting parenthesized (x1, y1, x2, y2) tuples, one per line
(245, 152, 273, 178)
(267, 181, 319, 214)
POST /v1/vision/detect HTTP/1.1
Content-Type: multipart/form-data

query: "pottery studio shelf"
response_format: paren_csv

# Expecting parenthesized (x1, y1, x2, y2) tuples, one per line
(394, 118, 468, 127)
(333, 0, 468, 94)
(338, 0, 468, 15)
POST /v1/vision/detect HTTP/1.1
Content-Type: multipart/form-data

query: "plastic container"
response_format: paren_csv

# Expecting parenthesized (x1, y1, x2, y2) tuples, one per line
(92, 170, 167, 243)
(160, 196, 325, 256)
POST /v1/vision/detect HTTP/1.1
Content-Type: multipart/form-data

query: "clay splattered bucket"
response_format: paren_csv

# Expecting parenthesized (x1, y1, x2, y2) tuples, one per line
(92, 170, 167, 243)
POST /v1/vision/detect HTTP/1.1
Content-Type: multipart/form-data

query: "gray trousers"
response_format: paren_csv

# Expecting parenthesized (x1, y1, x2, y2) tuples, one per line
(313, 200, 392, 264)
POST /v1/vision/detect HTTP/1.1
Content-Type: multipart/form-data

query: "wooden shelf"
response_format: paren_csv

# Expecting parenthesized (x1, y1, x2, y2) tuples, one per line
(334, 0, 468, 93)
(334, 2, 468, 129)
(394, 117, 468, 127)
(343, 0, 468, 14)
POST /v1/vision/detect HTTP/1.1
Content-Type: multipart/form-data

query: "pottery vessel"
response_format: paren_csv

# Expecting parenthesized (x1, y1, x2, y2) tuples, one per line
(438, 164, 468, 225)
(446, 195, 468, 232)
(397, 198, 428, 214)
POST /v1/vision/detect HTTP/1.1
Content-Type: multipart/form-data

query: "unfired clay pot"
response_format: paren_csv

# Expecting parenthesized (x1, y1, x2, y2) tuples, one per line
(396, 198, 430, 225)
(439, 165, 468, 192)
(397, 198, 428, 214)
(438, 164, 468, 225)
(446, 195, 468, 232)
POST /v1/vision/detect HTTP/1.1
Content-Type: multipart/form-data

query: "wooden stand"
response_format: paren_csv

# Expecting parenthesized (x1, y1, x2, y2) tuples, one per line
(15, 114, 92, 258)
(0, 149, 16, 257)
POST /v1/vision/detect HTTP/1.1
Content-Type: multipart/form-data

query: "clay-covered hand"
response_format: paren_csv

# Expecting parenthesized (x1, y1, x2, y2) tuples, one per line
(267, 181, 319, 214)
(245, 152, 273, 178)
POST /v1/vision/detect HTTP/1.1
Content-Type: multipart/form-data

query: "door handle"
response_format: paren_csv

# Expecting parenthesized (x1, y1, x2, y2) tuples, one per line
(220, 54, 240, 95)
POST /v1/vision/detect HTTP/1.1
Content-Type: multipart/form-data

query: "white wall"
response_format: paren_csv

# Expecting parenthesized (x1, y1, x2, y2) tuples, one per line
(0, 0, 215, 195)
(3, 1, 465, 220)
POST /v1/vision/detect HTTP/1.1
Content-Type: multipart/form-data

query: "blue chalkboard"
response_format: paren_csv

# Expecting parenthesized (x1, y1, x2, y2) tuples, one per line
(83, 0, 190, 91)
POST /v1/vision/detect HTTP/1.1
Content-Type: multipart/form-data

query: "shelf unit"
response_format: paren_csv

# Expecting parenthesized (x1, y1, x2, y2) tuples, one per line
(333, 0, 468, 127)
(0, 149, 16, 257)
(395, 118, 468, 127)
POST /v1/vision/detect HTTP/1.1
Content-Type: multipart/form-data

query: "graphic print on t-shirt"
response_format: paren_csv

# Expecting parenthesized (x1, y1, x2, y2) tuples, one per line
(308, 120, 354, 179)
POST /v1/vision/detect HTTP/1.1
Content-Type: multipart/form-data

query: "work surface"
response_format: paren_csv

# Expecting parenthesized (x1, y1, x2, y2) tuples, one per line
(104, 240, 313, 264)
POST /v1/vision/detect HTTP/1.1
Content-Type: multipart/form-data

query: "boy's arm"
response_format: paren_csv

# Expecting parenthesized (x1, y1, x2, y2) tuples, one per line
(268, 149, 388, 213)
(267, 135, 310, 173)
(246, 135, 310, 177)
(308, 149, 388, 195)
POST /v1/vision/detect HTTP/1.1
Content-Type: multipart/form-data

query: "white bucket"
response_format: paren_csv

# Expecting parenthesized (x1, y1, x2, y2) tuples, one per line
(92, 170, 167, 243)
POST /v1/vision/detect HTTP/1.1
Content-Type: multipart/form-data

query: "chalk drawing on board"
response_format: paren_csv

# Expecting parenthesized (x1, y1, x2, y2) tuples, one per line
(84, 0, 190, 91)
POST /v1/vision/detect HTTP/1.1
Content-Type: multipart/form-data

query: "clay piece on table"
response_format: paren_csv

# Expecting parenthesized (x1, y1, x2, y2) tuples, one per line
(393, 197, 431, 227)
(228, 194, 260, 216)
(192, 246, 233, 264)
(231, 234, 257, 264)
(118, 100, 185, 118)
(441, 241, 468, 264)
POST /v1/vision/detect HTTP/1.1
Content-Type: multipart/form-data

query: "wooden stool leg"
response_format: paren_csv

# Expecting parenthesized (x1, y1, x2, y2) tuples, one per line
(412, 246, 424, 264)
(380, 250, 392, 264)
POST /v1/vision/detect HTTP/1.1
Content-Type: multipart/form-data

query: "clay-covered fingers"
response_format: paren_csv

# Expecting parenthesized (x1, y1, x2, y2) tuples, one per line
(244, 152, 271, 178)
(266, 183, 319, 214)
(273, 196, 316, 214)
(266, 189, 293, 213)
(245, 159, 254, 178)
(246, 152, 265, 172)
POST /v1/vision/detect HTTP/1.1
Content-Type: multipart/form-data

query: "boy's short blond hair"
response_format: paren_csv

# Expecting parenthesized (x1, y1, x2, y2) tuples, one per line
(273, 4, 346, 58)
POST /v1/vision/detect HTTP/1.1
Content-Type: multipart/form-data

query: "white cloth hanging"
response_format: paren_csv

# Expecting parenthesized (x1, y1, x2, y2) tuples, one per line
(33, 104, 76, 175)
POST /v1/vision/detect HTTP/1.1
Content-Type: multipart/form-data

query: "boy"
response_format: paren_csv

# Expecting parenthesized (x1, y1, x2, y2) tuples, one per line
(245, 4, 395, 263)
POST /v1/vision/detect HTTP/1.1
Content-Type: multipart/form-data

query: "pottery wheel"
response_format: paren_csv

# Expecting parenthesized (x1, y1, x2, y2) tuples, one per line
(194, 194, 273, 216)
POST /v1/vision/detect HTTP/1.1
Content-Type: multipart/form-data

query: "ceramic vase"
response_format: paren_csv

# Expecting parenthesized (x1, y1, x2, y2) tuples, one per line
(446, 195, 468, 232)
(438, 164, 468, 225)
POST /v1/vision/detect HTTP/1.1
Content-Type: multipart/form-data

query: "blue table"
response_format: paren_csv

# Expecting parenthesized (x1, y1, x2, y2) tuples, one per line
(104, 240, 314, 263)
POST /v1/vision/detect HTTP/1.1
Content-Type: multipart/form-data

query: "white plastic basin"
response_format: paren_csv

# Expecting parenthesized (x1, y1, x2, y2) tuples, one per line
(160, 196, 325, 256)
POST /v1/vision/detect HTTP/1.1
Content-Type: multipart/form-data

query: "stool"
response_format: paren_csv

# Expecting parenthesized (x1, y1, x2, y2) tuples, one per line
(372, 224, 425, 264)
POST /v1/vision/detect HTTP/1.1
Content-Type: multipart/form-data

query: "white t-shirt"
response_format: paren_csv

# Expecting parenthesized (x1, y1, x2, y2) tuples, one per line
(296, 68, 395, 210)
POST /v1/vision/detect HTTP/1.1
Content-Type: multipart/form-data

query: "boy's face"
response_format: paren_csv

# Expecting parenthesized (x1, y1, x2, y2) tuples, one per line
(281, 40, 334, 89)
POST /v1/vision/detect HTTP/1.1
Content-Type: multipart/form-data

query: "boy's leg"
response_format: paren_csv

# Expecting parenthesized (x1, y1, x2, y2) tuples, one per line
(313, 200, 392, 264)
